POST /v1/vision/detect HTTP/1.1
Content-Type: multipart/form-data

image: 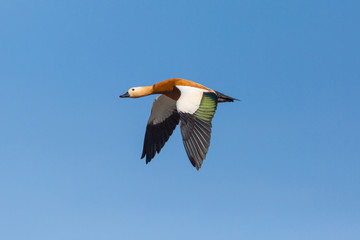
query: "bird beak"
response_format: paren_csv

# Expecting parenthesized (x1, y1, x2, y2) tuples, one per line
(120, 92, 130, 98)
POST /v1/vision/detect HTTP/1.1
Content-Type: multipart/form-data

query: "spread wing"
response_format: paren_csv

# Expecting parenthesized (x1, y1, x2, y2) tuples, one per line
(176, 87, 218, 170)
(141, 95, 180, 163)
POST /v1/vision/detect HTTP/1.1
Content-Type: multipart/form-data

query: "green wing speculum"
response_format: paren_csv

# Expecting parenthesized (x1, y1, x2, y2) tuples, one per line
(194, 92, 218, 122)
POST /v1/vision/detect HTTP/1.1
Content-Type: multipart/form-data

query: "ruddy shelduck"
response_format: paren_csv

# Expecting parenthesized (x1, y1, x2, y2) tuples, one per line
(120, 78, 238, 170)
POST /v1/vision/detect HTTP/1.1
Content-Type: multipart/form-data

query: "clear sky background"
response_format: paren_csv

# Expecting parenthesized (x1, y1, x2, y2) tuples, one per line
(1, 1, 359, 239)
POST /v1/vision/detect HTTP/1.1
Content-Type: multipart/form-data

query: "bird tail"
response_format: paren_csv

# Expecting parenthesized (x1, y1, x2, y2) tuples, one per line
(215, 91, 240, 103)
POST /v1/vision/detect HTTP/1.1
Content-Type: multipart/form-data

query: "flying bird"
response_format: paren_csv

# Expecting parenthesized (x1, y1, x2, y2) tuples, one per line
(120, 78, 239, 170)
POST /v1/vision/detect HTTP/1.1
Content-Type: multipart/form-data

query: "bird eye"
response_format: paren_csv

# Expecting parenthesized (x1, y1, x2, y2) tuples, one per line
(132, 89, 135, 91)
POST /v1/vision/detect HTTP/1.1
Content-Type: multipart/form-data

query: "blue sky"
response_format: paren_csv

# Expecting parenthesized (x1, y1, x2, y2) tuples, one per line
(1, 0, 359, 239)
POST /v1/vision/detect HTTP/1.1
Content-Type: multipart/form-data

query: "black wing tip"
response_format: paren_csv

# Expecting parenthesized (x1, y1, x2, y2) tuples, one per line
(190, 157, 203, 170)
(146, 155, 153, 164)
(193, 157, 204, 170)
(141, 151, 154, 164)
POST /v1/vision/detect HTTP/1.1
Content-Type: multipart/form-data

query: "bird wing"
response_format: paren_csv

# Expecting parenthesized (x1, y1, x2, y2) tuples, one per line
(176, 86, 218, 169)
(141, 94, 180, 163)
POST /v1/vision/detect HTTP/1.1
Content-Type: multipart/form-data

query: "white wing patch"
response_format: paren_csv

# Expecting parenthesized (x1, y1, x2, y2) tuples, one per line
(148, 95, 177, 125)
(176, 86, 209, 114)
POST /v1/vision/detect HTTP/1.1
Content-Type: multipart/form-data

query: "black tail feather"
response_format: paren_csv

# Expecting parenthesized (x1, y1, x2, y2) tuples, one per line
(215, 91, 240, 103)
